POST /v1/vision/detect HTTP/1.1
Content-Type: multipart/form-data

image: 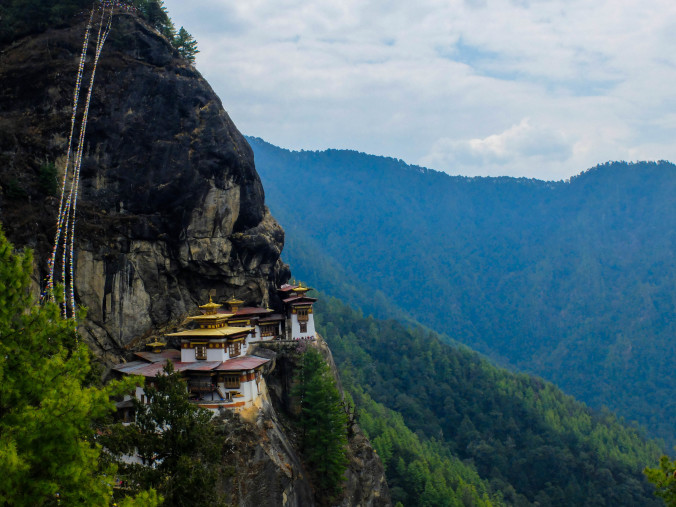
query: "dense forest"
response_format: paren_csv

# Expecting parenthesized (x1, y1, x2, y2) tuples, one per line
(249, 136, 676, 447)
(314, 294, 664, 506)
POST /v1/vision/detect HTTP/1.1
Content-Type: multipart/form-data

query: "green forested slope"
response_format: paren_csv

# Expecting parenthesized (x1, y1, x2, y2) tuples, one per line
(351, 388, 503, 507)
(249, 136, 676, 446)
(316, 295, 663, 506)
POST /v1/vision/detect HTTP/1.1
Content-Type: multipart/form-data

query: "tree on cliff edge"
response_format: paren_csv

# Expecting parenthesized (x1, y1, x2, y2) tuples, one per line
(0, 227, 158, 506)
(293, 346, 348, 499)
(173, 27, 199, 63)
(103, 362, 224, 506)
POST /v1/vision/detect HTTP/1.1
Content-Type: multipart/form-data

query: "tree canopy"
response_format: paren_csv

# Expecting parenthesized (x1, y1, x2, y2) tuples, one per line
(103, 362, 224, 506)
(314, 293, 663, 506)
(645, 455, 676, 506)
(0, 226, 158, 505)
(173, 27, 199, 63)
(293, 347, 349, 499)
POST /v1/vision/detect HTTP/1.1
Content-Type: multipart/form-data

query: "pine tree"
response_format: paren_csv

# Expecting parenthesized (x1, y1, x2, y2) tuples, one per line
(103, 362, 224, 506)
(173, 27, 199, 63)
(293, 347, 348, 499)
(135, 0, 174, 39)
(0, 226, 157, 505)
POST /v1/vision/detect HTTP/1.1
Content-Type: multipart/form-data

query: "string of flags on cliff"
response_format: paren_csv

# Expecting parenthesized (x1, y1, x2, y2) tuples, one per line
(45, 1, 114, 320)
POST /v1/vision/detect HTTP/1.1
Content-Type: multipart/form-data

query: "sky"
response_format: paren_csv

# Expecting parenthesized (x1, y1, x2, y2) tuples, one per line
(162, 0, 676, 180)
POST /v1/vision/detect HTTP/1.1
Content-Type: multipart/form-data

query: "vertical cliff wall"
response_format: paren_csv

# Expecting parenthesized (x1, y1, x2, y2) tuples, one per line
(0, 13, 290, 360)
(253, 341, 391, 507)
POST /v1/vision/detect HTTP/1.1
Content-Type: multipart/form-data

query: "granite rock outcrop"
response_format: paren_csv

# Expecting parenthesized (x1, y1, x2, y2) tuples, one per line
(0, 13, 290, 360)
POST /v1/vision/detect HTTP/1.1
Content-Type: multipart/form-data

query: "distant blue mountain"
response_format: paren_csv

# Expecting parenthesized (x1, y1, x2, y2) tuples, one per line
(249, 135, 676, 446)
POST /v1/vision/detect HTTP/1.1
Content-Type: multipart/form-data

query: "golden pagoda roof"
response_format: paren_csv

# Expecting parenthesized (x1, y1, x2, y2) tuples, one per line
(187, 313, 233, 322)
(146, 340, 166, 347)
(293, 282, 310, 293)
(166, 326, 254, 338)
(199, 295, 222, 314)
(226, 295, 245, 305)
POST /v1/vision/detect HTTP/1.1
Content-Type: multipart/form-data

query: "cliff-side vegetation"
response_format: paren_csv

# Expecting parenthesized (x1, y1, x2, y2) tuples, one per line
(315, 294, 664, 506)
(250, 136, 676, 448)
(0, 227, 159, 506)
(293, 347, 349, 499)
(102, 363, 225, 506)
(645, 456, 676, 507)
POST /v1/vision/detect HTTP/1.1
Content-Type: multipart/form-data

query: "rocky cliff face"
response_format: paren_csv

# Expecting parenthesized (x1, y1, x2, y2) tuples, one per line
(215, 373, 391, 507)
(255, 341, 391, 507)
(0, 14, 392, 505)
(0, 13, 289, 360)
(213, 392, 316, 507)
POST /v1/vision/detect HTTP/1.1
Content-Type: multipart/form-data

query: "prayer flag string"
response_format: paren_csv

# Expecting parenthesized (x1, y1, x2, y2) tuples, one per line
(45, 1, 114, 322)
(46, 8, 93, 300)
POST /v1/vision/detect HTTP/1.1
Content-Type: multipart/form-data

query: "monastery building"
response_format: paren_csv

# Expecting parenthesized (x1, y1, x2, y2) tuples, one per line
(113, 283, 317, 412)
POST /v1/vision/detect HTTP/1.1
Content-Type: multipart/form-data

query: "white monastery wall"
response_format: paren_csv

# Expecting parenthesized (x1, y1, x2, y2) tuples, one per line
(291, 314, 316, 340)
(181, 347, 196, 362)
(206, 347, 227, 362)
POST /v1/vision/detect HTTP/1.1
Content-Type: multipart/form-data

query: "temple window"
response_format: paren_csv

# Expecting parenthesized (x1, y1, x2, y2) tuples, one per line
(224, 375, 240, 388)
(261, 324, 276, 337)
(228, 342, 241, 357)
(299, 322, 307, 333)
(195, 344, 207, 360)
(297, 308, 309, 322)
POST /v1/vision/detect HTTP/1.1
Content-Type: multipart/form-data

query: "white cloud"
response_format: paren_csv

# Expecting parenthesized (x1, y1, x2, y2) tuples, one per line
(162, 0, 676, 180)
(421, 119, 572, 177)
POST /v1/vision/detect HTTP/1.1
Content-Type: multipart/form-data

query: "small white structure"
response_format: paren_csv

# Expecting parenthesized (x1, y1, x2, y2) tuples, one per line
(279, 283, 317, 340)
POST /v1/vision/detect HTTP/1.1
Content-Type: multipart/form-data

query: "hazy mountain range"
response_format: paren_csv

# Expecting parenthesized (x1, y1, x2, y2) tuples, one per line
(249, 136, 676, 447)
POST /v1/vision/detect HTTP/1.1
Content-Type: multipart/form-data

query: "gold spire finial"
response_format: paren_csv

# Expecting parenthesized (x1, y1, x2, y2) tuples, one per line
(199, 294, 222, 314)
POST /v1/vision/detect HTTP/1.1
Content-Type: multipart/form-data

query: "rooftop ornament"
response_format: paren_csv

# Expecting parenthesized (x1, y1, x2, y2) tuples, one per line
(293, 282, 310, 294)
(199, 295, 222, 315)
(146, 340, 166, 353)
(226, 295, 245, 313)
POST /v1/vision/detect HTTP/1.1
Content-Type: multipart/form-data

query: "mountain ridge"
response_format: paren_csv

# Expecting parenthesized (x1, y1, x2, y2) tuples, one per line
(249, 135, 676, 447)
